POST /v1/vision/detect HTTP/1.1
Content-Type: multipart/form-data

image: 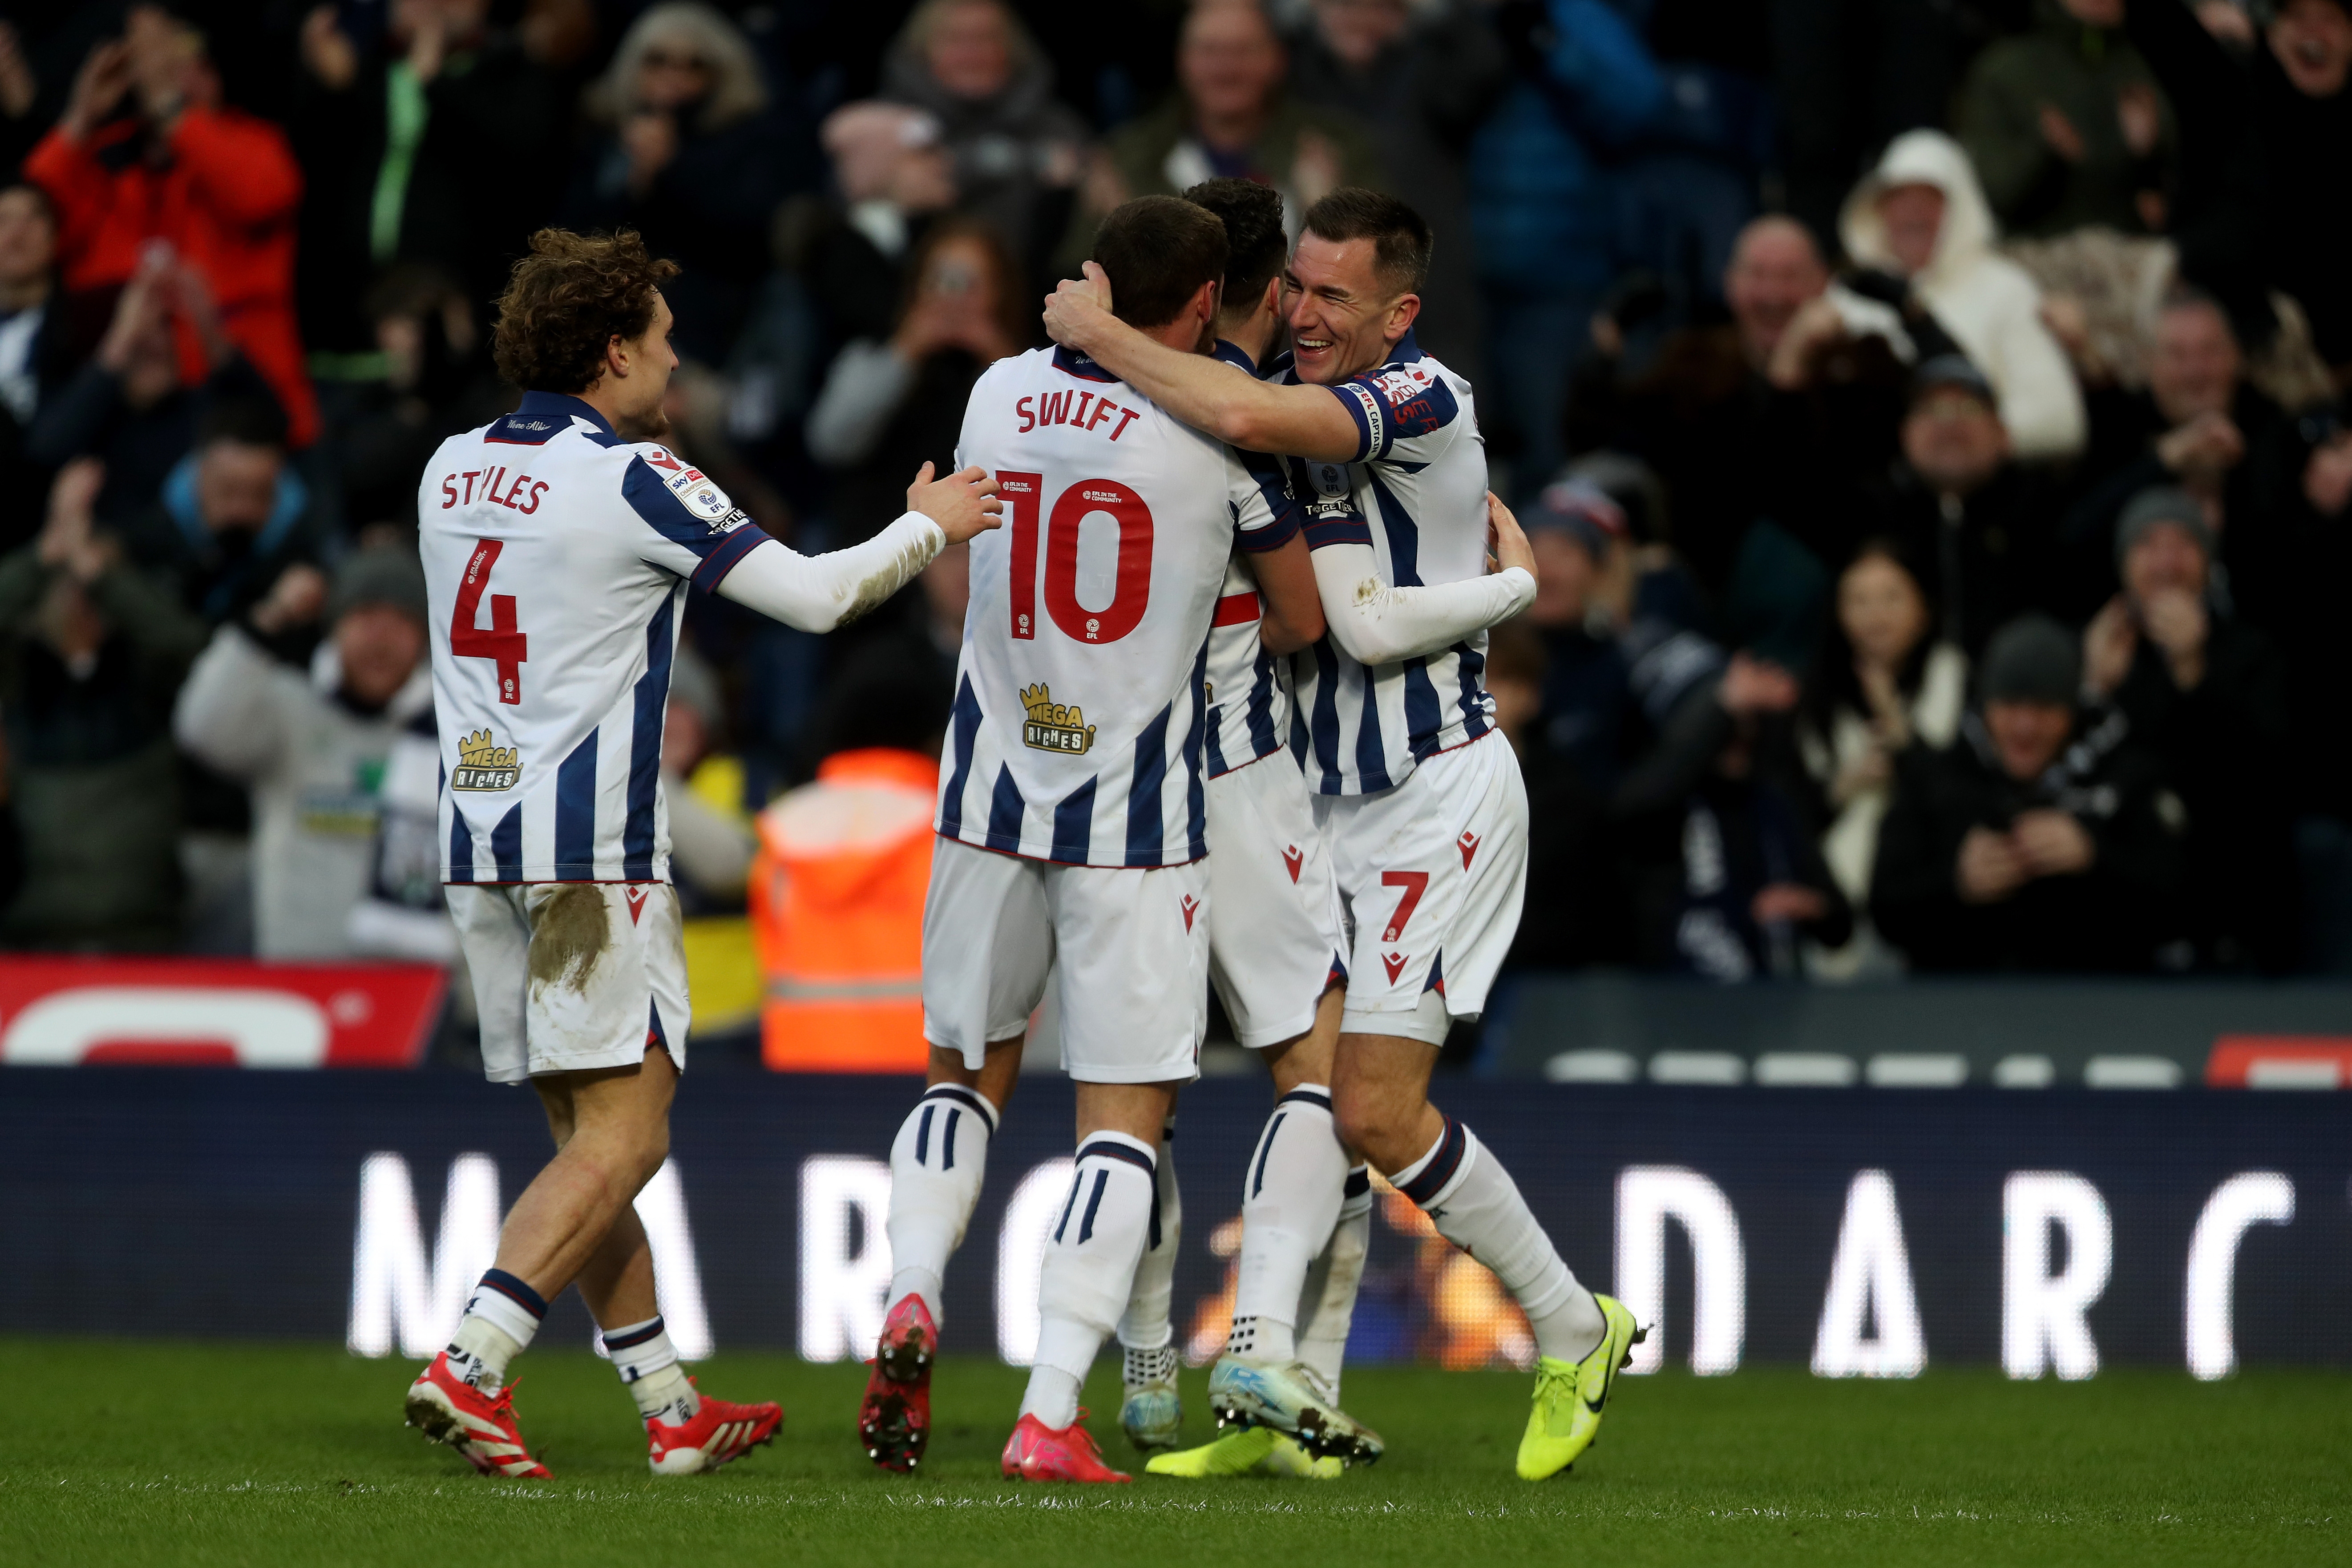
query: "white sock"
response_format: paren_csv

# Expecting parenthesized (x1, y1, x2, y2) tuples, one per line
(1226, 1085, 1348, 1366)
(1018, 1131, 1158, 1430)
(1296, 1165, 1373, 1402)
(1390, 1116, 1604, 1364)
(602, 1315, 699, 1424)
(1115, 1120, 1180, 1358)
(885, 1083, 998, 1326)
(445, 1269, 545, 1392)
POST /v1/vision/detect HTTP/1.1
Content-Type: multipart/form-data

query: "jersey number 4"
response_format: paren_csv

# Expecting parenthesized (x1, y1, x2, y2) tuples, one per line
(999, 472, 1152, 644)
(453, 538, 528, 704)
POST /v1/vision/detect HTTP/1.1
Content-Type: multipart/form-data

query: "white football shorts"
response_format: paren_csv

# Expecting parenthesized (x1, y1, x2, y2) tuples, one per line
(1313, 731, 1528, 1047)
(921, 836, 1209, 1084)
(447, 881, 690, 1084)
(1206, 750, 1346, 1048)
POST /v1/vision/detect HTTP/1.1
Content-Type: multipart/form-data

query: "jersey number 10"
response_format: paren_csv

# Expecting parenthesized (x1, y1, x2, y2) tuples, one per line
(452, 538, 529, 704)
(1000, 472, 1153, 645)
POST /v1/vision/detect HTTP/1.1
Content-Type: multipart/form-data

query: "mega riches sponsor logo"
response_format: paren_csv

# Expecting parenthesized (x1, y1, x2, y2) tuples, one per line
(1020, 683, 1095, 756)
(451, 728, 522, 791)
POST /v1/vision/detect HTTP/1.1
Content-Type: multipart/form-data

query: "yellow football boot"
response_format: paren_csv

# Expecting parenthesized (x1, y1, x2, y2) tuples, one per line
(1516, 1293, 1645, 1481)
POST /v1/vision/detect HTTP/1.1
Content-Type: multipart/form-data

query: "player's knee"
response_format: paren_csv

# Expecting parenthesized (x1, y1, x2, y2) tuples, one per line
(1330, 1083, 1390, 1164)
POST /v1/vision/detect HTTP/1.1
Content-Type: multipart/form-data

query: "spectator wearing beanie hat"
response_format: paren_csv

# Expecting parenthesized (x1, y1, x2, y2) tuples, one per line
(1870, 613, 2189, 972)
(2084, 487, 2296, 970)
(173, 545, 435, 958)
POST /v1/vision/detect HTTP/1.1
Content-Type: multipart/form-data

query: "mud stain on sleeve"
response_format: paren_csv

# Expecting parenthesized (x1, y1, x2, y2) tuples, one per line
(529, 884, 612, 994)
(833, 528, 942, 627)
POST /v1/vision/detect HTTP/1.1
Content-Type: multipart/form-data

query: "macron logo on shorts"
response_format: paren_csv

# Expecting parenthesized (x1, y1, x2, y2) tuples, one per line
(1382, 952, 1409, 984)
(1458, 831, 1479, 869)
(625, 885, 651, 925)
(1282, 845, 1303, 883)
(1182, 894, 1200, 933)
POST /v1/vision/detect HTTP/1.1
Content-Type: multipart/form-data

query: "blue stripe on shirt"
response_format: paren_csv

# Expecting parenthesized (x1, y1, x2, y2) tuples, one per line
(1307, 640, 1344, 793)
(986, 765, 1025, 853)
(940, 675, 982, 839)
(1126, 699, 1173, 867)
(1183, 637, 1208, 859)
(490, 803, 524, 882)
(1244, 648, 1280, 759)
(448, 806, 475, 882)
(555, 728, 598, 877)
(622, 590, 675, 880)
(1353, 675, 1392, 792)
(1454, 639, 1494, 740)
(1051, 776, 1096, 863)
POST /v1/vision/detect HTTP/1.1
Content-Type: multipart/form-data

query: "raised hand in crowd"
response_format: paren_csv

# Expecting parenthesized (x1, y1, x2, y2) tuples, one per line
(2081, 595, 2139, 698)
(1718, 652, 1802, 719)
(0, 22, 35, 120)
(2155, 408, 2245, 481)
(2304, 428, 2352, 515)
(37, 459, 115, 584)
(299, 6, 360, 91)
(247, 562, 330, 638)
(59, 37, 133, 143)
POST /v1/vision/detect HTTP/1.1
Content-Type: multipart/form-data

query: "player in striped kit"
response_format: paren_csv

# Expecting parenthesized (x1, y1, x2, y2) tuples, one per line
(405, 229, 1000, 1479)
(1045, 190, 1645, 1482)
(861, 196, 1284, 1485)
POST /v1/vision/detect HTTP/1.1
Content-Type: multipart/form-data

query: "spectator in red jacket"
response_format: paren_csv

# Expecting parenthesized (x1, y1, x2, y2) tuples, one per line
(22, 7, 315, 448)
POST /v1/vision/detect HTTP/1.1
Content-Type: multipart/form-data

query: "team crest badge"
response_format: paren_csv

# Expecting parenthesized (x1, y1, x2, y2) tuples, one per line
(1020, 684, 1095, 755)
(451, 728, 522, 791)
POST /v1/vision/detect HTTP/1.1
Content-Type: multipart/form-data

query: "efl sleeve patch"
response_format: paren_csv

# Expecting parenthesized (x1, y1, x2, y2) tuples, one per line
(621, 453, 759, 588)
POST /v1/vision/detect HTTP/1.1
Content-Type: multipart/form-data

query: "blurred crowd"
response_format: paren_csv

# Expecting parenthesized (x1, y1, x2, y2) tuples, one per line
(2, 0, 2349, 986)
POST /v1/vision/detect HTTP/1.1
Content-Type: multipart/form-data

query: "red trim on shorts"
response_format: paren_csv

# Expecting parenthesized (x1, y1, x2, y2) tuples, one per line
(1211, 591, 1262, 626)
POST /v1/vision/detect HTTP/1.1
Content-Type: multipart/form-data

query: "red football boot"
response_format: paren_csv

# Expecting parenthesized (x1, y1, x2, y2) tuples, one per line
(404, 1351, 551, 1478)
(859, 1293, 937, 1472)
(647, 1382, 783, 1475)
(1000, 1412, 1132, 1483)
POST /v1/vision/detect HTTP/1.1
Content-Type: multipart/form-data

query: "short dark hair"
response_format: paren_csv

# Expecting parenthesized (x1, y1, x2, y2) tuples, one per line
(1301, 187, 1431, 298)
(1184, 178, 1286, 319)
(1089, 196, 1228, 331)
(492, 228, 679, 394)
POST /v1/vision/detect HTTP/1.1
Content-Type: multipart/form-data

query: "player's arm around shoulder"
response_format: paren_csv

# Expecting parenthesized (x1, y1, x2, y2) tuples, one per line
(1041, 263, 1362, 463)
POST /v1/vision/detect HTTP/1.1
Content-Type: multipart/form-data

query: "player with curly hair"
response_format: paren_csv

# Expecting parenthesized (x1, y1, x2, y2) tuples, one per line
(401, 228, 1002, 1479)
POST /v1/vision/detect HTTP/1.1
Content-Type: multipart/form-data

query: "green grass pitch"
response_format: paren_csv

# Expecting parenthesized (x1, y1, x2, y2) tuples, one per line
(3, 1340, 2346, 1568)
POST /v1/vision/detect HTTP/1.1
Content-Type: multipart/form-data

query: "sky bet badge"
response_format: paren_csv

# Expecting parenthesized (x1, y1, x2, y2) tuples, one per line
(1020, 684, 1095, 756)
(451, 729, 522, 791)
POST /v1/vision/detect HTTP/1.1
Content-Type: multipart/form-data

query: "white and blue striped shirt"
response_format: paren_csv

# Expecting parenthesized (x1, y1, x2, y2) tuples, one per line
(938, 346, 1284, 867)
(420, 391, 767, 884)
(1285, 333, 1497, 795)
(1203, 340, 1306, 780)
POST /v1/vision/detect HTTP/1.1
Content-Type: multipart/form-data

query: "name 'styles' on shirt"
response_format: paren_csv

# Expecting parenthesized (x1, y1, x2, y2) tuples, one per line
(941, 346, 1285, 867)
(419, 390, 766, 884)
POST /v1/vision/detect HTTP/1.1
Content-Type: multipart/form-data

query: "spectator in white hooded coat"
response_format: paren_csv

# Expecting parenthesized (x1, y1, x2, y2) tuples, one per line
(172, 545, 440, 959)
(1841, 129, 2088, 461)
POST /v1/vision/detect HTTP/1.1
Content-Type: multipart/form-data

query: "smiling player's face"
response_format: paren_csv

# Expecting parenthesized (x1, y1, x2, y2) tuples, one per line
(1282, 233, 1410, 386)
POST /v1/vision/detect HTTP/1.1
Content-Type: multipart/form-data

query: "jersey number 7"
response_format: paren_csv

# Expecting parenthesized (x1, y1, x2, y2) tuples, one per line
(453, 538, 528, 704)
(1000, 472, 1153, 645)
